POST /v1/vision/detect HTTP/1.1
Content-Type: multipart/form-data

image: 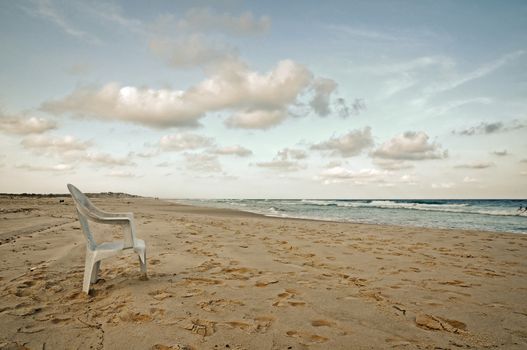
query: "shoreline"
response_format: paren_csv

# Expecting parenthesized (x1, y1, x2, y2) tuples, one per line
(166, 199, 525, 237)
(1, 195, 526, 349)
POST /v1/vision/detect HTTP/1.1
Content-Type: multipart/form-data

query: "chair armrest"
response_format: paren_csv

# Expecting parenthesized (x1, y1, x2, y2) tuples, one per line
(92, 208, 134, 220)
(86, 212, 132, 225)
(102, 217, 132, 224)
(84, 212, 136, 248)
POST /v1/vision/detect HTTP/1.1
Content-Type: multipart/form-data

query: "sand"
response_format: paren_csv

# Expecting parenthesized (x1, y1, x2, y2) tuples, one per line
(0, 195, 526, 349)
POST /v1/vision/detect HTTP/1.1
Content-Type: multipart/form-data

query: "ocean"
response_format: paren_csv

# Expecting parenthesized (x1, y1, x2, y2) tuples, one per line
(172, 199, 527, 234)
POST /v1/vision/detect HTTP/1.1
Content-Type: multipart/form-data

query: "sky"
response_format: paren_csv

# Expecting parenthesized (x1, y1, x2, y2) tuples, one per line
(0, 0, 526, 199)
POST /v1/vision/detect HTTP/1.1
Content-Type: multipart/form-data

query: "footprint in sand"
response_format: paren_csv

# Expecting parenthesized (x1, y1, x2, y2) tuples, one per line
(9, 306, 42, 317)
(385, 336, 416, 347)
(286, 330, 329, 343)
(255, 278, 279, 287)
(197, 299, 244, 312)
(311, 318, 350, 335)
(152, 345, 181, 350)
(17, 325, 45, 334)
(272, 289, 306, 307)
(223, 321, 252, 331)
(311, 319, 335, 327)
(181, 277, 224, 286)
(149, 289, 172, 301)
(359, 290, 386, 303)
(192, 260, 221, 272)
(219, 267, 255, 280)
(180, 318, 216, 336)
(415, 313, 467, 333)
(119, 311, 153, 323)
(254, 315, 275, 333)
(288, 301, 306, 307)
(438, 280, 476, 288)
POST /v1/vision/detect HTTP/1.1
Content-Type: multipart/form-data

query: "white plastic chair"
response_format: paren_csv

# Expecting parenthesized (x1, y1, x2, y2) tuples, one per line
(67, 184, 147, 294)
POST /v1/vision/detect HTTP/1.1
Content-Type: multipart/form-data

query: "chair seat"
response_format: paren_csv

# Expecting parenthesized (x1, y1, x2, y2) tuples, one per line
(96, 238, 145, 251)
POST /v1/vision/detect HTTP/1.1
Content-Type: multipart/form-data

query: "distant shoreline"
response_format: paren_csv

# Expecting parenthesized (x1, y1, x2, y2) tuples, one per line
(171, 198, 527, 235)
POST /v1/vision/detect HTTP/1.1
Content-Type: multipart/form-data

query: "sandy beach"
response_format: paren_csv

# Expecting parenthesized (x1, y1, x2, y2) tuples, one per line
(1, 194, 526, 349)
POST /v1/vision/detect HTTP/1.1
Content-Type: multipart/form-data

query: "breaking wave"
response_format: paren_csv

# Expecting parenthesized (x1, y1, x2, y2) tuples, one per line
(300, 199, 526, 217)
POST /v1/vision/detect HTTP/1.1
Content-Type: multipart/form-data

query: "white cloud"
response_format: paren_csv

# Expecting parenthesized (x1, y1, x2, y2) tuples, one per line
(319, 167, 384, 183)
(311, 127, 373, 157)
(492, 150, 508, 156)
(372, 131, 447, 160)
(355, 56, 455, 76)
(160, 133, 214, 151)
(192, 173, 238, 181)
(399, 174, 418, 185)
(20, 135, 134, 168)
(373, 158, 414, 171)
(169, 7, 270, 35)
(426, 97, 493, 116)
(16, 163, 74, 172)
(278, 148, 307, 160)
(211, 145, 252, 157)
(82, 152, 134, 167)
(378, 51, 524, 108)
(255, 159, 305, 172)
(41, 60, 314, 129)
(332, 98, 366, 119)
(323, 160, 343, 168)
(0, 111, 57, 135)
(21, 135, 91, 152)
(431, 182, 455, 189)
(41, 83, 202, 128)
(452, 120, 525, 136)
(149, 35, 236, 69)
(129, 149, 160, 159)
(184, 153, 222, 172)
(82, 1, 143, 34)
(353, 56, 454, 99)
(255, 148, 307, 172)
(454, 161, 494, 169)
(424, 50, 525, 96)
(463, 176, 478, 183)
(315, 166, 416, 186)
(329, 24, 403, 42)
(156, 161, 172, 168)
(379, 75, 417, 99)
(21, 0, 101, 44)
(310, 78, 337, 117)
(149, 8, 270, 69)
(225, 109, 288, 129)
(107, 170, 139, 178)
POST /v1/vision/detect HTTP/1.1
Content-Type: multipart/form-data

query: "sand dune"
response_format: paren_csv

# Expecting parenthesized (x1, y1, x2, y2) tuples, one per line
(1, 195, 526, 349)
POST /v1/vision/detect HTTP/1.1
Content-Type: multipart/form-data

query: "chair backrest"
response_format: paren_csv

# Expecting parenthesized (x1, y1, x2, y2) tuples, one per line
(67, 184, 97, 250)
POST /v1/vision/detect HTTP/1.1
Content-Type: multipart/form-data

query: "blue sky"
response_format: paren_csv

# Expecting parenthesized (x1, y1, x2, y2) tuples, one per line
(0, 0, 526, 198)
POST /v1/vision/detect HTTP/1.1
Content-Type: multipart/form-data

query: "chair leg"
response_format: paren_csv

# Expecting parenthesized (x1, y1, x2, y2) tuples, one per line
(90, 261, 100, 283)
(138, 248, 147, 275)
(83, 252, 96, 294)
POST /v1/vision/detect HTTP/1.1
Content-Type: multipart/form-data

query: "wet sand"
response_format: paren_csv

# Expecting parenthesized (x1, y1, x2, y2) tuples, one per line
(0, 195, 526, 349)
